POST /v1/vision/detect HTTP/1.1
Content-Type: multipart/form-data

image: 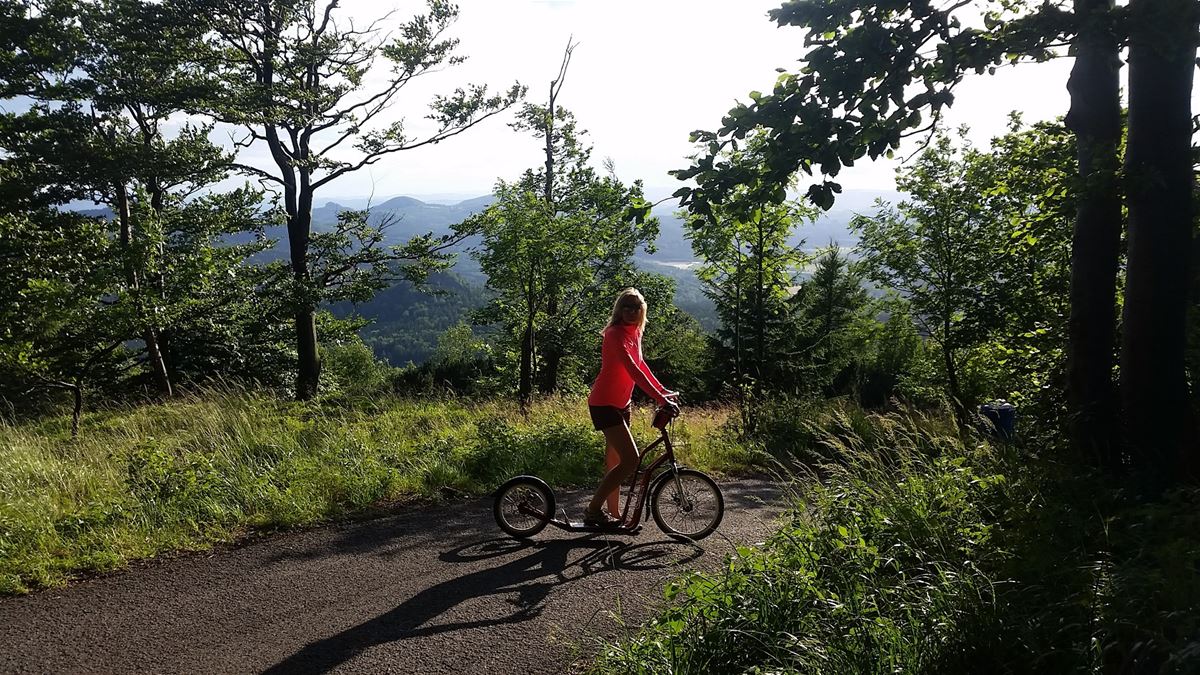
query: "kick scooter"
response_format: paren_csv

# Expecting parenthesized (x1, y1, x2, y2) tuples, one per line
(493, 405, 725, 540)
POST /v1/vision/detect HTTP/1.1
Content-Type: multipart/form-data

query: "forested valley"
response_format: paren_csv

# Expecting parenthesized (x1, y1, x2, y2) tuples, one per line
(2, 0, 1199, 672)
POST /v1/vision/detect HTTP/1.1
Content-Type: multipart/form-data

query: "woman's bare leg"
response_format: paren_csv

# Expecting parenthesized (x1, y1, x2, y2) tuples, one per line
(588, 424, 638, 517)
(605, 446, 621, 515)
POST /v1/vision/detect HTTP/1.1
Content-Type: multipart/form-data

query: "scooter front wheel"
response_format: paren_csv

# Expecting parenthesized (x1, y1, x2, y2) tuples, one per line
(494, 475, 555, 539)
(650, 469, 724, 540)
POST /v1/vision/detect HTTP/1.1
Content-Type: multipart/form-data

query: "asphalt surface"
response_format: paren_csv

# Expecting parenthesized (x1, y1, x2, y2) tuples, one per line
(0, 478, 785, 674)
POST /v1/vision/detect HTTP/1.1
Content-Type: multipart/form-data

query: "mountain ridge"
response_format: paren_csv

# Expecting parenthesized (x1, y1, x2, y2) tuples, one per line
(68, 188, 899, 263)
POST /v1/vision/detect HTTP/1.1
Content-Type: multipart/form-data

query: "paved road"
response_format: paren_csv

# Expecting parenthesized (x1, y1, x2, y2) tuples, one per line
(0, 479, 785, 674)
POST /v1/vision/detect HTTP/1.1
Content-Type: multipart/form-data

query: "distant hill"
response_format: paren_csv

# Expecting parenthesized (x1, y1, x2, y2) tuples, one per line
(332, 272, 491, 366)
(642, 188, 901, 263)
(66, 189, 898, 363)
(635, 259, 718, 331)
(310, 187, 899, 263)
(73, 188, 899, 264)
(309, 194, 492, 245)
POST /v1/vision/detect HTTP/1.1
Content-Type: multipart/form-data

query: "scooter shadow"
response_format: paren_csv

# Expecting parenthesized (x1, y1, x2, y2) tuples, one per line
(263, 535, 704, 675)
(441, 535, 705, 573)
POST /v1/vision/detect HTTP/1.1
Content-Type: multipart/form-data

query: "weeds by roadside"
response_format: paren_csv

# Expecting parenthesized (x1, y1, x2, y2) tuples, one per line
(593, 407, 1200, 674)
(0, 388, 750, 594)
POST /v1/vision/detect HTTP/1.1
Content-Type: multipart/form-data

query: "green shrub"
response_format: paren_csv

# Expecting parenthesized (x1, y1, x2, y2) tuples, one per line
(596, 410, 1002, 673)
(595, 408, 1200, 674)
(475, 417, 598, 487)
(321, 340, 392, 397)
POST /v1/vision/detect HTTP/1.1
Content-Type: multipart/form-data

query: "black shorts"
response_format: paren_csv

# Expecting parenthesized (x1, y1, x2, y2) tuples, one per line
(589, 404, 631, 431)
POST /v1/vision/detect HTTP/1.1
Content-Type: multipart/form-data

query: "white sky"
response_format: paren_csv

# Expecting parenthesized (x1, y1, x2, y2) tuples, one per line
(226, 0, 1125, 203)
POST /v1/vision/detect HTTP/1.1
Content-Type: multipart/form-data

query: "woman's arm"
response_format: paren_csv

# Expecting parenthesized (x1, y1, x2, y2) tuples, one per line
(636, 354, 669, 397)
(619, 332, 669, 405)
(633, 332, 673, 400)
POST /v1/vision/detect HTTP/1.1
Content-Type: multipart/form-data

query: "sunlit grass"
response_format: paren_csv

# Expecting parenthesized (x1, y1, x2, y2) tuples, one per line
(0, 389, 751, 594)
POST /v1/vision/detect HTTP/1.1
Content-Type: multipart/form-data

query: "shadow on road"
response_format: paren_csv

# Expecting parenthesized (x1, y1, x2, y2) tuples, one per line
(261, 500, 490, 566)
(262, 535, 704, 675)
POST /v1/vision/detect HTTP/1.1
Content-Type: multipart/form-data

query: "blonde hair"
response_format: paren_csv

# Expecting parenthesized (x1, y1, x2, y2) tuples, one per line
(607, 287, 648, 330)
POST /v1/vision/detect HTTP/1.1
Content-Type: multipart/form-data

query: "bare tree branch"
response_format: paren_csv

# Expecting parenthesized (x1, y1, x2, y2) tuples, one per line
(311, 99, 515, 189)
(231, 162, 286, 185)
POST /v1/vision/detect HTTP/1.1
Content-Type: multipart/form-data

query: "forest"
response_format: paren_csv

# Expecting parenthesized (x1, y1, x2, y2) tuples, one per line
(2, 0, 1199, 672)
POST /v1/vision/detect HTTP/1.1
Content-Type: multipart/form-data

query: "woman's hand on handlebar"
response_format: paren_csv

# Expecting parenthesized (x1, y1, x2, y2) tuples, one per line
(660, 392, 681, 415)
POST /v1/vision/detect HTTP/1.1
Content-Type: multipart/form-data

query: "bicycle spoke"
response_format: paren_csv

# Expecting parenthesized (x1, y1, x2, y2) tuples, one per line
(656, 475, 720, 537)
(501, 485, 545, 533)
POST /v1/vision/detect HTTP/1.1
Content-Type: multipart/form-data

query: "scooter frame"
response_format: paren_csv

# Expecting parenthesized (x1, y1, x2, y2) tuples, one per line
(518, 417, 685, 534)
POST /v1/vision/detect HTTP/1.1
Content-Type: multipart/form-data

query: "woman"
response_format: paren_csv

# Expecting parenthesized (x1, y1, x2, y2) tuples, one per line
(584, 288, 678, 526)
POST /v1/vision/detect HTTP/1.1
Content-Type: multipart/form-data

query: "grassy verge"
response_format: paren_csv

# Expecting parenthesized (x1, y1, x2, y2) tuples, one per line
(594, 405, 1200, 673)
(0, 390, 756, 595)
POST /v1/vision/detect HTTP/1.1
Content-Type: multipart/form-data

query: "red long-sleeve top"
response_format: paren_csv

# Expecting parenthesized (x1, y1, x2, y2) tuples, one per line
(588, 322, 670, 408)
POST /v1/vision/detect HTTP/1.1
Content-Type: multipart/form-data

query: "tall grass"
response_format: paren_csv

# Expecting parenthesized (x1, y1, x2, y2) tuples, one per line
(594, 406, 1200, 673)
(0, 389, 751, 594)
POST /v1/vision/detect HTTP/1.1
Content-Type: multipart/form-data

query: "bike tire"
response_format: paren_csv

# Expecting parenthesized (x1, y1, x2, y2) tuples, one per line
(649, 468, 724, 540)
(493, 476, 554, 539)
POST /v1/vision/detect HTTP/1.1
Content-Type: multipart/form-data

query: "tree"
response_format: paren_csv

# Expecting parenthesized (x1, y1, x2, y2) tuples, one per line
(0, 0, 239, 398)
(529, 40, 576, 394)
(0, 0, 286, 404)
(671, 0, 1200, 479)
(853, 131, 1008, 422)
(456, 44, 654, 405)
(690, 197, 810, 396)
(462, 159, 655, 404)
(203, 0, 523, 399)
(973, 118, 1076, 422)
(1120, 0, 1199, 477)
(0, 209, 130, 435)
(685, 148, 815, 424)
(850, 119, 1076, 415)
(672, 1, 1070, 213)
(859, 302, 924, 407)
(1064, 0, 1123, 470)
(788, 246, 871, 397)
(427, 322, 495, 393)
(150, 188, 292, 388)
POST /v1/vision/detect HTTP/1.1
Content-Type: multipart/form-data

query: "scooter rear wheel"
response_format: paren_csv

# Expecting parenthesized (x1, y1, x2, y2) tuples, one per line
(494, 476, 554, 539)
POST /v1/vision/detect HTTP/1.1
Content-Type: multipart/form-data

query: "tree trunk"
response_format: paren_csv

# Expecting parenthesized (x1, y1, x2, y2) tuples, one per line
(538, 352, 561, 394)
(539, 354, 560, 393)
(116, 183, 173, 398)
(142, 326, 172, 397)
(258, 13, 320, 402)
(734, 255, 751, 432)
(754, 223, 766, 399)
(733, 269, 742, 386)
(1189, 190, 1200, 476)
(520, 258, 536, 409)
(1120, 0, 1199, 482)
(537, 348, 559, 391)
(519, 322, 534, 408)
(538, 76, 560, 395)
(147, 177, 171, 382)
(70, 379, 82, 439)
(545, 80, 556, 205)
(942, 327, 966, 426)
(290, 187, 320, 401)
(539, 294, 561, 394)
(944, 348, 962, 412)
(294, 309, 319, 400)
(1063, 0, 1123, 471)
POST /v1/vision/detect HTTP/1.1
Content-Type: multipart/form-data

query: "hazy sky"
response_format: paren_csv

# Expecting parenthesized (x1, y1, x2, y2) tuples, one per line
(227, 0, 1131, 203)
